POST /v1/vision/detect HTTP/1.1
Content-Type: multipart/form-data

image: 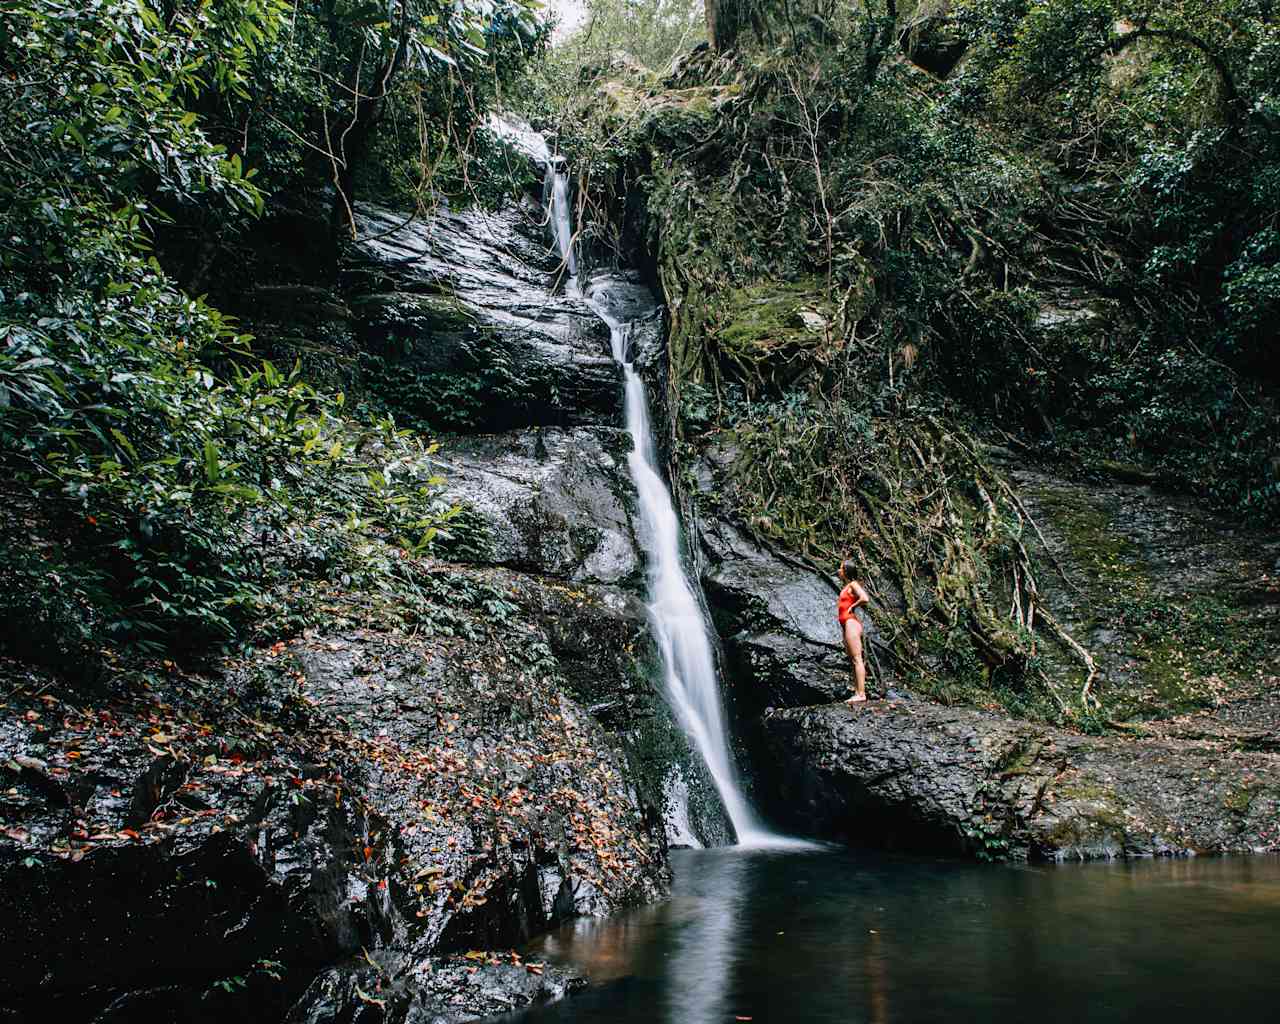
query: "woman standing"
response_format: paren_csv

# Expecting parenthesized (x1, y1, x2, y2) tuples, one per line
(837, 561, 870, 703)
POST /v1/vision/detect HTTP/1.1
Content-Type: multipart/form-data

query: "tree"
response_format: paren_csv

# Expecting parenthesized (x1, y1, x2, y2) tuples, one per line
(705, 0, 899, 54)
(565, 0, 703, 69)
(250, 0, 544, 242)
(706, 0, 751, 50)
(0, 1, 503, 660)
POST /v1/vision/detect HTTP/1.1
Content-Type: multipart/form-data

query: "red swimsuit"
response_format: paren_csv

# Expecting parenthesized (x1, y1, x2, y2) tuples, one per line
(837, 585, 859, 625)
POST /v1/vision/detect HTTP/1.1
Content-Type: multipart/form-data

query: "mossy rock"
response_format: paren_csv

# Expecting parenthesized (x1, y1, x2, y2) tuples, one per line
(599, 79, 739, 131)
(349, 292, 475, 340)
(708, 280, 837, 383)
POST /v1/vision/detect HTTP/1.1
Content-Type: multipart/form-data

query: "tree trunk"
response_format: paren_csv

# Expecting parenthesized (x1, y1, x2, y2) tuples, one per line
(706, 0, 751, 51)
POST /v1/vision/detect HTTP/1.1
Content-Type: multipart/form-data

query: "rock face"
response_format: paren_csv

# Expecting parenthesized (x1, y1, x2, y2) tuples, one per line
(347, 203, 621, 431)
(700, 516, 851, 709)
(0, 588, 666, 1021)
(343, 192, 731, 849)
(700, 462, 1280, 863)
(439, 427, 642, 586)
(761, 698, 1280, 861)
(1010, 466, 1280, 721)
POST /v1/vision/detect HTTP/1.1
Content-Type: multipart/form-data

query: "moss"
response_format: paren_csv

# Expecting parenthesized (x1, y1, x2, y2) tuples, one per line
(1027, 489, 1138, 589)
(1049, 780, 1130, 837)
(710, 279, 835, 372)
(350, 292, 475, 341)
(1223, 783, 1261, 814)
(1026, 484, 1273, 722)
(599, 80, 735, 131)
(994, 735, 1049, 777)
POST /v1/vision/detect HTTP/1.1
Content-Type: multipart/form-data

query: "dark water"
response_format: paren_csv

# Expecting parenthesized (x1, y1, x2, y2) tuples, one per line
(503, 848, 1280, 1024)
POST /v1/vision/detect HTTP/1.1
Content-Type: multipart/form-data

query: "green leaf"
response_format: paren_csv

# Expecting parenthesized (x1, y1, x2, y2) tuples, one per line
(203, 439, 220, 483)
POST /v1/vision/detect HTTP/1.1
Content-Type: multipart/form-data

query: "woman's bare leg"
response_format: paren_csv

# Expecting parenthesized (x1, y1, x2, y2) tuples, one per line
(843, 619, 867, 702)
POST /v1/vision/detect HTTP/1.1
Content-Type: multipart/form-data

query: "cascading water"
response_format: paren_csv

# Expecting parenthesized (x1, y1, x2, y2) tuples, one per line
(545, 164, 797, 849)
(548, 164, 577, 279)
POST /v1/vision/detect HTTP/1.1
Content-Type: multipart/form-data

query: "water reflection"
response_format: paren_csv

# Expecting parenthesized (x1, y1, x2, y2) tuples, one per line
(510, 851, 1280, 1024)
(664, 850, 750, 1024)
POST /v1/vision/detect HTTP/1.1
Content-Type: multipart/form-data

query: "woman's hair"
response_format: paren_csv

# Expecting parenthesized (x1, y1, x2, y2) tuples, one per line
(840, 559, 858, 580)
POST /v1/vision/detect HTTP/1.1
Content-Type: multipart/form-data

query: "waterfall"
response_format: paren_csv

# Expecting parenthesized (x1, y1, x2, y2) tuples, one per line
(545, 165, 799, 849)
(547, 163, 577, 279)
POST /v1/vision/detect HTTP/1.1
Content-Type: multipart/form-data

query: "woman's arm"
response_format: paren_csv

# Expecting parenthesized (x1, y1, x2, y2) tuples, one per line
(851, 580, 871, 607)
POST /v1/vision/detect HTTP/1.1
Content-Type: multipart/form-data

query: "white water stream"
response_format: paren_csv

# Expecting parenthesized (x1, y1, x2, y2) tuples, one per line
(545, 165, 801, 848)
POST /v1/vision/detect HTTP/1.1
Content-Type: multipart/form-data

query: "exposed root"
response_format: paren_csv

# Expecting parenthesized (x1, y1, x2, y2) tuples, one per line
(1038, 607, 1100, 710)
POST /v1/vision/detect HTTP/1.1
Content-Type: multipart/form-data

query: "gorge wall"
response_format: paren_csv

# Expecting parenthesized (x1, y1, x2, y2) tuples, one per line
(5, 23, 1280, 1021)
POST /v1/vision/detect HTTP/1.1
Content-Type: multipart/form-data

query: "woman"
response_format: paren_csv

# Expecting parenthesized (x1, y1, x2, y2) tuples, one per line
(837, 560, 870, 703)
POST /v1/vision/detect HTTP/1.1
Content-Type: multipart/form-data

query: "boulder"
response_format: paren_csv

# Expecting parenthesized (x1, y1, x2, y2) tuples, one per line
(285, 954, 584, 1024)
(439, 427, 642, 587)
(0, 584, 672, 1020)
(699, 517, 870, 708)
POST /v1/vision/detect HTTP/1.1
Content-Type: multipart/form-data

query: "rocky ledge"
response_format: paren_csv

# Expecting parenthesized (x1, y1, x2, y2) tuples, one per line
(695, 463, 1280, 862)
(761, 697, 1280, 862)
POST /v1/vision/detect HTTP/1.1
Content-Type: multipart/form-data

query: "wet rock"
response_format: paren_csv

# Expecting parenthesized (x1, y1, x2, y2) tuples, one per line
(0, 594, 669, 1020)
(346, 204, 621, 430)
(698, 517, 854, 707)
(439, 428, 642, 586)
(581, 272, 665, 368)
(0, 772, 388, 1015)
(513, 578, 733, 849)
(761, 700, 1280, 861)
(127, 754, 189, 827)
(286, 953, 584, 1024)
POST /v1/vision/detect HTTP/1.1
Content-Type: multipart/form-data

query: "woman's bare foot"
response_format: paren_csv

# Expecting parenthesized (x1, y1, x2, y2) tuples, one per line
(846, 693, 867, 704)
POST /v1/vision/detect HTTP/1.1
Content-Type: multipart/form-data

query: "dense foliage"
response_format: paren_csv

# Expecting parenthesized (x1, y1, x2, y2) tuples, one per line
(952, 0, 1280, 509)
(0, 0, 543, 670)
(562, 0, 702, 69)
(2, 0, 1274, 716)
